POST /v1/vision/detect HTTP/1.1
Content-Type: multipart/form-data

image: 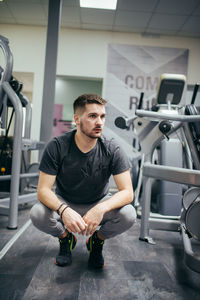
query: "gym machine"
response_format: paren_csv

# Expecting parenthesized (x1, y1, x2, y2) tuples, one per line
(115, 74, 200, 273)
(0, 35, 44, 229)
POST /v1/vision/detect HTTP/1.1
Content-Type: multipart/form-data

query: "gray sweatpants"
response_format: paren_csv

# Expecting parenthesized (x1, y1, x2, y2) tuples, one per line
(30, 194, 136, 239)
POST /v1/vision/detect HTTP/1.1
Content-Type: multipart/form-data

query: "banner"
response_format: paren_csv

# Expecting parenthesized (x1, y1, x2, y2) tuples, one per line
(103, 44, 189, 158)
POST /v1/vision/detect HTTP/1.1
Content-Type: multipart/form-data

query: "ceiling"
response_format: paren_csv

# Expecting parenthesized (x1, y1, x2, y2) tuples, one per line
(0, 0, 200, 38)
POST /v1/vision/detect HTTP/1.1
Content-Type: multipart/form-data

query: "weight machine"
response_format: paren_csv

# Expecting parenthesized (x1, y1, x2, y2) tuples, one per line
(115, 74, 200, 273)
(0, 35, 44, 229)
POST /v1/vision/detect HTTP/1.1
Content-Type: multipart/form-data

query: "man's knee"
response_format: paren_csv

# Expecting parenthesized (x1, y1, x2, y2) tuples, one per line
(119, 204, 137, 228)
(30, 202, 47, 227)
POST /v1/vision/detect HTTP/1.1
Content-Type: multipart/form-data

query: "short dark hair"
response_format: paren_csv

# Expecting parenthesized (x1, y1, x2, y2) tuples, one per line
(73, 94, 107, 113)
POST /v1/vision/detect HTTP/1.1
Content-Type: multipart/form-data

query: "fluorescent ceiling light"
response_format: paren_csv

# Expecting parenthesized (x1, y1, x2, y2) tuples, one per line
(80, 0, 117, 10)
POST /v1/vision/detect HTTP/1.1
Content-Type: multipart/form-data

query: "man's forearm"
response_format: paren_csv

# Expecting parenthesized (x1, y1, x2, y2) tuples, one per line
(37, 187, 64, 213)
(97, 189, 134, 215)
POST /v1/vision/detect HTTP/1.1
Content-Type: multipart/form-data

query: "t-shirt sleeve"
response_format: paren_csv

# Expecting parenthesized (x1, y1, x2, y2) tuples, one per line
(39, 138, 61, 175)
(110, 141, 131, 175)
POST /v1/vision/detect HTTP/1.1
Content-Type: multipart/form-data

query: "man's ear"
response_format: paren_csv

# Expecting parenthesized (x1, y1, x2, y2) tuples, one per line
(74, 114, 80, 126)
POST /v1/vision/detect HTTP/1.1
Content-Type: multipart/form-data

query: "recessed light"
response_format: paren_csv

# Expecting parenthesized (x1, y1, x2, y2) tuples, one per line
(80, 0, 117, 10)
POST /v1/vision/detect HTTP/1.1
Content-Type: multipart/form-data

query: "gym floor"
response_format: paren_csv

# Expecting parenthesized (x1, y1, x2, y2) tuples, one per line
(0, 203, 200, 300)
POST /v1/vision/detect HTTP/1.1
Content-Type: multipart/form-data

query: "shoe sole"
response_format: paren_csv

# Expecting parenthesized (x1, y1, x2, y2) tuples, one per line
(88, 262, 106, 269)
(54, 259, 72, 267)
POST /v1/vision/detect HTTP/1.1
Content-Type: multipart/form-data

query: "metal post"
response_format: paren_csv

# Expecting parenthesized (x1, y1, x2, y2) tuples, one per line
(39, 0, 62, 153)
(139, 176, 155, 244)
(3, 82, 23, 229)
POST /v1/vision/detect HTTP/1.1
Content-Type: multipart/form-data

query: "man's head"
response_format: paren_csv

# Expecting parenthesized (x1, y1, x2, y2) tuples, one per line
(73, 94, 107, 139)
(73, 94, 107, 115)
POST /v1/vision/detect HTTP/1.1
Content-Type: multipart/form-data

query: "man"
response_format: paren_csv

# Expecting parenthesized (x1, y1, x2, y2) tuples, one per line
(30, 94, 136, 269)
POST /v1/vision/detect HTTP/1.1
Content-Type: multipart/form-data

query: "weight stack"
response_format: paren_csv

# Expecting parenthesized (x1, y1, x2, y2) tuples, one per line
(157, 138, 183, 216)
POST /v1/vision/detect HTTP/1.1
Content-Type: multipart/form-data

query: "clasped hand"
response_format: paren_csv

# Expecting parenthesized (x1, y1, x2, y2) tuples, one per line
(61, 204, 104, 236)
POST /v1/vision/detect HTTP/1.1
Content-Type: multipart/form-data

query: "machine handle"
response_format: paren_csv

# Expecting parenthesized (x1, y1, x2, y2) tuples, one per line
(114, 116, 136, 129)
(115, 92, 144, 129)
(135, 109, 200, 122)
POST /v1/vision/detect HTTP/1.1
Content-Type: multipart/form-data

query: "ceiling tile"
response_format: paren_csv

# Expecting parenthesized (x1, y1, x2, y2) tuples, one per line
(62, 6, 80, 23)
(117, 0, 157, 11)
(7, 3, 46, 20)
(6, 0, 41, 3)
(181, 16, 200, 32)
(115, 10, 151, 27)
(40, 0, 49, 5)
(81, 8, 115, 25)
(62, 0, 80, 7)
(148, 13, 187, 30)
(0, 0, 199, 38)
(0, 2, 13, 18)
(155, 0, 200, 15)
(192, 3, 200, 16)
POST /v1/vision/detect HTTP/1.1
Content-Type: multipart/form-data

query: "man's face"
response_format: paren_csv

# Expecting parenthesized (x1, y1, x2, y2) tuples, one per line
(75, 103, 106, 139)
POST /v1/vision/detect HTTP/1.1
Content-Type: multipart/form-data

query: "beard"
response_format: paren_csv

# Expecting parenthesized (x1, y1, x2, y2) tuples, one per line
(80, 121, 102, 139)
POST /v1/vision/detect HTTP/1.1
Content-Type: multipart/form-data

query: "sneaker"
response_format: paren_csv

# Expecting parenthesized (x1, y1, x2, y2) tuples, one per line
(55, 233, 77, 267)
(86, 231, 105, 269)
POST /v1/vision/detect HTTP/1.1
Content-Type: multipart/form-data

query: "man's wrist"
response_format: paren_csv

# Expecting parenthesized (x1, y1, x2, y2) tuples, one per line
(56, 203, 66, 215)
(60, 205, 69, 220)
(97, 201, 108, 214)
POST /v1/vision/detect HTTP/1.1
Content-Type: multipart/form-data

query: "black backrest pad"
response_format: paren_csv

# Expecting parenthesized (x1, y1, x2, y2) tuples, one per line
(185, 105, 200, 157)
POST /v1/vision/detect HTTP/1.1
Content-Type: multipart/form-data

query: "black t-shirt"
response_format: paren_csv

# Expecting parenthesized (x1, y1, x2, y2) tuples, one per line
(39, 130, 130, 204)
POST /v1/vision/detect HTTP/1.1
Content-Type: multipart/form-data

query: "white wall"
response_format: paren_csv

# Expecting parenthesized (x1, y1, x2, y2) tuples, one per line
(0, 24, 46, 143)
(1, 24, 200, 144)
(55, 77, 102, 120)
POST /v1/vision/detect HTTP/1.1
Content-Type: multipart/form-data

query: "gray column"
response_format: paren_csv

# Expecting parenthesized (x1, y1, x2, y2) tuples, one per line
(40, 0, 62, 148)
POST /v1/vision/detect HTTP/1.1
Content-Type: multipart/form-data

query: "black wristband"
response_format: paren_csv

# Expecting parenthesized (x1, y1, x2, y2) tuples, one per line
(56, 203, 65, 215)
(60, 205, 69, 220)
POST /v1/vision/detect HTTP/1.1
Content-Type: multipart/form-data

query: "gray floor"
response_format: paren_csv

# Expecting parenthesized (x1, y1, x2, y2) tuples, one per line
(0, 204, 200, 300)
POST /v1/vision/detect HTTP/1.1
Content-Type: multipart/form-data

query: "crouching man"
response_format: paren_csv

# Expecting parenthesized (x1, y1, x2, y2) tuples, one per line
(30, 94, 136, 268)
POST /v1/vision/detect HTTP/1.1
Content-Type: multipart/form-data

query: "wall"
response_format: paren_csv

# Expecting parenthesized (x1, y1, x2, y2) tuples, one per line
(0, 24, 46, 143)
(0, 24, 200, 145)
(55, 77, 102, 121)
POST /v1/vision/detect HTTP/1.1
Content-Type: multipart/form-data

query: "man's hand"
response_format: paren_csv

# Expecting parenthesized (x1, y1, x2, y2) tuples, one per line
(62, 207, 87, 234)
(82, 204, 105, 236)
